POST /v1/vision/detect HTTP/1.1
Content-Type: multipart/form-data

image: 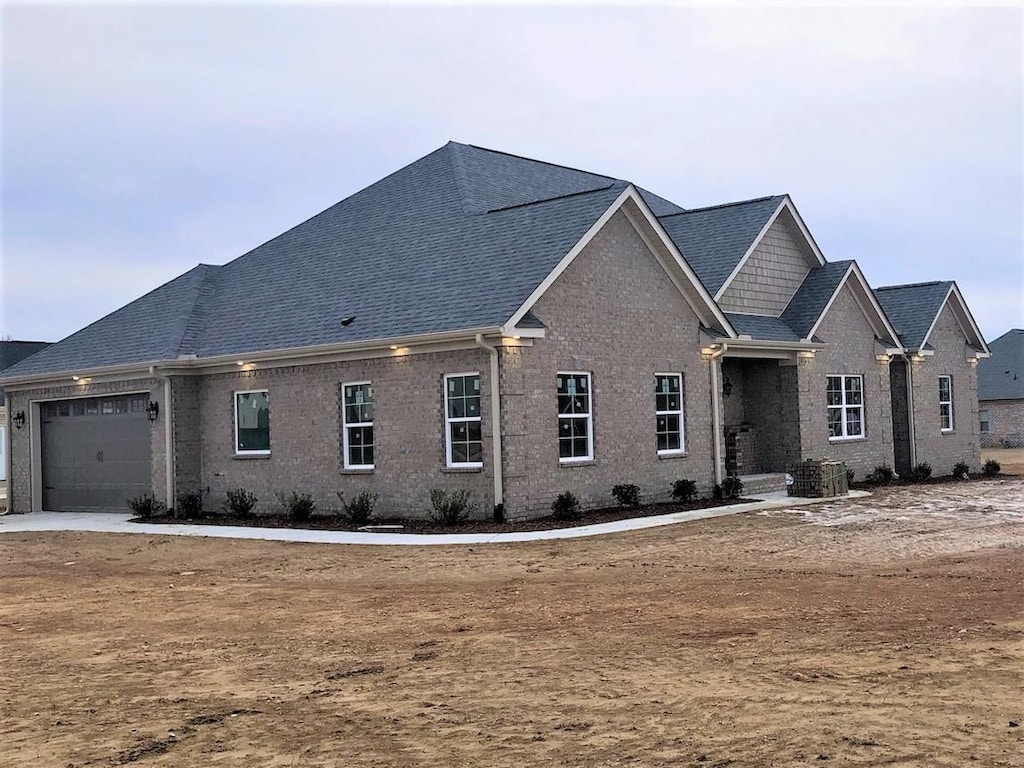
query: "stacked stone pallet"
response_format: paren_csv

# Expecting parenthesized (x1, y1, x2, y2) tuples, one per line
(787, 459, 848, 498)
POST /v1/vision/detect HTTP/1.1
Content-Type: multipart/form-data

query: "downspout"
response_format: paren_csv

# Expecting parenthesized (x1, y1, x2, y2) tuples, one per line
(474, 334, 504, 513)
(905, 354, 917, 468)
(708, 343, 728, 486)
(149, 366, 175, 508)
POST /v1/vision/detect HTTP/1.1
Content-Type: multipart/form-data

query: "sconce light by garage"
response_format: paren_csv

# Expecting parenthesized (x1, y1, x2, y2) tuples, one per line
(13, 410, 26, 430)
(146, 401, 160, 422)
(722, 377, 734, 398)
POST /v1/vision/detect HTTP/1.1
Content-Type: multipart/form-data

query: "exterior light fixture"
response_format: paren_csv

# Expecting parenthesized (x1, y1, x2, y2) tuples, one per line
(722, 377, 734, 398)
(236, 361, 245, 366)
(13, 410, 26, 430)
(389, 345, 399, 350)
(72, 375, 80, 381)
(146, 401, 160, 422)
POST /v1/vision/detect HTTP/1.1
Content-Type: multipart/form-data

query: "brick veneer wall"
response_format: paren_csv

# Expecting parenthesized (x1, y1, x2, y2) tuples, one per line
(910, 303, 982, 474)
(796, 284, 895, 477)
(980, 399, 1024, 448)
(499, 210, 715, 517)
(5, 378, 167, 513)
(743, 360, 802, 473)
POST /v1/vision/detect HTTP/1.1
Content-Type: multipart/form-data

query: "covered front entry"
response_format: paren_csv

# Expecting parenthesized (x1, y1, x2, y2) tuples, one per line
(40, 394, 152, 511)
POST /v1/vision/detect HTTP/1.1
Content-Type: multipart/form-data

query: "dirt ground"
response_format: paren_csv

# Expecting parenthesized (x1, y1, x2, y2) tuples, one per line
(985, 447, 1024, 475)
(1, 480, 1022, 768)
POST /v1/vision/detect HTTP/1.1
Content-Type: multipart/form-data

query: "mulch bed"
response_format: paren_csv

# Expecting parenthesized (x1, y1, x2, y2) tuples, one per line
(134, 496, 756, 535)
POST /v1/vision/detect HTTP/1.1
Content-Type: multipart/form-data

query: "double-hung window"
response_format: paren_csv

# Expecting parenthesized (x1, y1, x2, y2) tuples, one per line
(558, 372, 593, 462)
(826, 375, 864, 440)
(655, 373, 684, 454)
(939, 375, 954, 432)
(342, 382, 375, 469)
(979, 409, 990, 434)
(235, 390, 270, 454)
(445, 373, 482, 467)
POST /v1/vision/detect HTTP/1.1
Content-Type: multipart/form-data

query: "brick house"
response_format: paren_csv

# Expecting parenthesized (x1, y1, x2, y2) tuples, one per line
(977, 329, 1024, 448)
(0, 143, 991, 518)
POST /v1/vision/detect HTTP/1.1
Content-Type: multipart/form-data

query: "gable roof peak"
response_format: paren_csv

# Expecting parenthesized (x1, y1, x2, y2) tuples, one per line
(659, 194, 785, 218)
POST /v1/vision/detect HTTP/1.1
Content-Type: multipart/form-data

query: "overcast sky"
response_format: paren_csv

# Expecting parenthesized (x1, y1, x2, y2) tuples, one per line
(3, 4, 1021, 344)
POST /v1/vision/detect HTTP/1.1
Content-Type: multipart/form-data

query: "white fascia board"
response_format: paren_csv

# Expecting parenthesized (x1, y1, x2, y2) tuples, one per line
(504, 185, 736, 338)
(713, 198, 786, 301)
(804, 263, 854, 341)
(850, 262, 902, 348)
(944, 283, 991, 356)
(803, 262, 902, 350)
(781, 196, 828, 268)
(918, 284, 954, 354)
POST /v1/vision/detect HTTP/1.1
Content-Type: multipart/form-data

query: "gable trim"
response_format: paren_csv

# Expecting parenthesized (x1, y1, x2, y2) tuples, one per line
(919, 283, 992, 357)
(805, 262, 902, 347)
(712, 196, 828, 302)
(502, 185, 735, 337)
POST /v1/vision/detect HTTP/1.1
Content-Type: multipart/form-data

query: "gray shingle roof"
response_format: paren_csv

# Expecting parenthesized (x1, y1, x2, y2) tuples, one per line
(978, 329, 1024, 401)
(873, 281, 953, 350)
(0, 340, 50, 404)
(780, 260, 853, 339)
(725, 313, 801, 342)
(657, 196, 785, 295)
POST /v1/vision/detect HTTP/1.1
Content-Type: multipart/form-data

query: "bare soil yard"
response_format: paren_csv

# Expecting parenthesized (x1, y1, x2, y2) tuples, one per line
(2, 479, 1022, 767)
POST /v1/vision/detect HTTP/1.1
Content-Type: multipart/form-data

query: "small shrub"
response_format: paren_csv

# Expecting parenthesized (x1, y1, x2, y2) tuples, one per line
(277, 491, 316, 523)
(127, 493, 166, 519)
(867, 465, 895, 485)
(337, 490, 379, 525)
(953, 460, 970, 479)
(175, 489, 205, 519)
(846, 468, 856, 485)
(912, 462, 933, 481)
(720, 476, 744, 499)
(429, 489, 474, 526)
(551, 491, 582, 521)
(223, 488, 258, 518)
(982, 459, 1001, 477)
(672, 479, 698, 503)
(611, 484, 641, 508)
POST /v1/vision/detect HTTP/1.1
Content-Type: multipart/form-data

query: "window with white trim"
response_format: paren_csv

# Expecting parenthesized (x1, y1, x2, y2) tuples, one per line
(558, 372, 593, 462)
(827, 375, 864, 439)
(235, 390, 270, 454)
(444, 373, 482, 466)
(939, 375, 954, 432)
(979, 409, 990, 433)
(342, 382, 374, 469)
(655, 373, 684, 454)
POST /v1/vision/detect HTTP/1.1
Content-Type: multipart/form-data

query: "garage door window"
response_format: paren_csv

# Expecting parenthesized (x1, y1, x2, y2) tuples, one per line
(235, 390, 270, 454)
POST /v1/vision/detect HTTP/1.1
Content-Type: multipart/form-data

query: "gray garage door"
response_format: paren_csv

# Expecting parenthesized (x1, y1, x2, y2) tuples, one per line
(41, 394, 152, 511)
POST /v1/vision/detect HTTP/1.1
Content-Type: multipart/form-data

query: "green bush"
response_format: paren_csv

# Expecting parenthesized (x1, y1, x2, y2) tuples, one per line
(127, 493, 166, 519)
(611, 484, 641, 508)
(551, 491, 582, 521)
(912, 462, 933, 481)
(223, 488, 258, 518)
(953, 461, 970, 479)
(175, 490, 204, 519)
(337, 490, 379, 525)
(720, 476, 744, 499)
(867, 465, 895, 485)
(277, 491, 316, 523)
(982, 459, 1001, 477)
(672, 479, 697, 503)
(429, 489, 474, 526)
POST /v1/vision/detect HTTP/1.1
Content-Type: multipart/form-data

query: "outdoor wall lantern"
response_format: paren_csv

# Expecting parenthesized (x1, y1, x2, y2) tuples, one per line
(146, 401, 160, 422)
(722, 377, 734, 398)
(13, 410, 26, 430)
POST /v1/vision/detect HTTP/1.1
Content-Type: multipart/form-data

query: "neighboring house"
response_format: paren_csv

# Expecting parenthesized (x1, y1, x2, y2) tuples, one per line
(0, 341, 51, 502)
(874, 283, 990, 476)
(0, 143, 990, 517)
(977, 329, 1024, 448)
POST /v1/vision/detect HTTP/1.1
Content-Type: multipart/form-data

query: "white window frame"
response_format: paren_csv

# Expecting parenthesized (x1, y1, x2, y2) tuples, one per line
(655, 372, 685, 455)
(826, 374, 865, 441)
(444, 372, 483, 468)
(234, 389, 270, 455)
(939, 375, 954, 432)
(979, 409, 990, 434)
(342, 381, 375, 470)
(557, 371, 594, 463)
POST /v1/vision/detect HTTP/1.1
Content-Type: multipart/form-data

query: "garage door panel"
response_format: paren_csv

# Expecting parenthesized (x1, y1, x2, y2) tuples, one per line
(41, 395, 152, 512)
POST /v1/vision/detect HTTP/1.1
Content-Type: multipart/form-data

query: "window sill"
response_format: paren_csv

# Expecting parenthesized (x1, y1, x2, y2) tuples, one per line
(442, 465, 483, 474)
(828, 437, 866, 443)
(941, 429, 955, 435)
(559, 459, 596, 468)
(233, 452, 271, 460)
(341, 467, 374, 475)
(658, 451, 689, 460)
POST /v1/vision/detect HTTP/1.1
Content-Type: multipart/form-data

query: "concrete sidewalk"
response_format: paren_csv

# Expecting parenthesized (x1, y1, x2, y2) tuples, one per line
(0, 491, 870, 546)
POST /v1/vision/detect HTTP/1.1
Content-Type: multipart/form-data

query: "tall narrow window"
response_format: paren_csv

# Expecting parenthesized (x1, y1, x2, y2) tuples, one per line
(827, 375, 864, 440)
(342, 382, 374, 469)
(655, 373, 684, 454)
(939, 375, 954, 432)
(445, 373, 482, 467)
(979, 409, 990, 434)
(235, 390, 270, 454)
(558, 372, 593, 462)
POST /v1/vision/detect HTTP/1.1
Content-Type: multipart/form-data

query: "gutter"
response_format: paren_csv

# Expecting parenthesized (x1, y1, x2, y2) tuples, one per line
(149, 366, 175, 508)
(474, 334, 503, 513)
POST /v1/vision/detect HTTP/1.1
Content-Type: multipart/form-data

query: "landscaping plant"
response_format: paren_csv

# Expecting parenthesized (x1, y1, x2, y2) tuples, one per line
(126, 493, 166, 519)
(952, 461, 970, 479)
(867, 465, 895, 485)
(551, 491, 582, 521)
(982, 459, 1001, 477)
(611, 484, 641, 508)
(277, 491, 316, 523)
(672, 478, 697, 503)
(912, 462, 933, 481)
(223, 488, 258, 518)
(337, 490, 379, 525)
(720, 476, 744, 499)
(175, 490, 205, 519)
(429, 489, 474, 526)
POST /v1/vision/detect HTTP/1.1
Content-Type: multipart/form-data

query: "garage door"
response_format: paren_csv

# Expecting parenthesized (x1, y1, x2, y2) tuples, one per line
(41, 394, 152, 511)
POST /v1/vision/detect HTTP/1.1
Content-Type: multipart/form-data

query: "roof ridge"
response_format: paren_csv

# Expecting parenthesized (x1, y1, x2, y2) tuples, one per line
(658, 194, 784, 217)
(175, 265, 223, 358)
(462, 142, 618, 183)
(875, 280, 952, 291)
(485, 182, 621, 214)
